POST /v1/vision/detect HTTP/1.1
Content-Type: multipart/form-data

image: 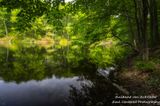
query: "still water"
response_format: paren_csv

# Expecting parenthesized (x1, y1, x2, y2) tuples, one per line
(0, 43, 122, 106)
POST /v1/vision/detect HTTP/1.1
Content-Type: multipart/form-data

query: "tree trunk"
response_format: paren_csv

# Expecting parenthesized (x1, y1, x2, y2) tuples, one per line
(3, 20, 8, 36)
(142, 0, 149, 60)
(133, 0, 149, 60)
(149, 0, 159, 46)
(133, 0, 142, 51)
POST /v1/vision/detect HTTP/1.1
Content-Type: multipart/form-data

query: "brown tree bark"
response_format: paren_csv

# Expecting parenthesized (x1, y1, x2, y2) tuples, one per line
(133, 0, 149, 60)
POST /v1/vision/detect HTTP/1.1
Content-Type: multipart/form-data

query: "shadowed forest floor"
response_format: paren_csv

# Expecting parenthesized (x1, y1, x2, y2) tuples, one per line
(116, 58, 160, 96)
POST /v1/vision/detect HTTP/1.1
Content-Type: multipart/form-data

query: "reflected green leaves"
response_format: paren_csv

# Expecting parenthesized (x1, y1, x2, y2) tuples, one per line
(0, 35, 129, 83)
(0, 44, 76, 83)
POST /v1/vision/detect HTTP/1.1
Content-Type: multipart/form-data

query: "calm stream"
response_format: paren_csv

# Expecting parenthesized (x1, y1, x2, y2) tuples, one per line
(0, 43, 122, 106)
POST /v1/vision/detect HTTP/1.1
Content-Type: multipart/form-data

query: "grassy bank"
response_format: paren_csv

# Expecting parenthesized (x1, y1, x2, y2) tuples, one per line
(116, 51, 160, 96)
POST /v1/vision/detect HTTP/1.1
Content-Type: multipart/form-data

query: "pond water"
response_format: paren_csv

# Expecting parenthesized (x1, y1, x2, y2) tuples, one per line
(0, 43, 122, 106)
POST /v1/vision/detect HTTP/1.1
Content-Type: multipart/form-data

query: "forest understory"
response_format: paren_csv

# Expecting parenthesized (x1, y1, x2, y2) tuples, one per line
(116, 48, 160, 96)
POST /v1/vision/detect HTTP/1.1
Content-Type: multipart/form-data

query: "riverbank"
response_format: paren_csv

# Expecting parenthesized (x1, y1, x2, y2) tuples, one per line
(0, 36, 71, 49)
(116, 54, 160, 96)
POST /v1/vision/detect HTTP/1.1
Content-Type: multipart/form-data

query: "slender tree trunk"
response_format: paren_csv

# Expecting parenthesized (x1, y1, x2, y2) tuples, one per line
(142, 0, 149, 60)
(6, 48, 9, 62)
(133, 0, 141, 51)
(3, 20, 10, 61)
(149, 0, 159, 46)
(3, 20, 8, 36)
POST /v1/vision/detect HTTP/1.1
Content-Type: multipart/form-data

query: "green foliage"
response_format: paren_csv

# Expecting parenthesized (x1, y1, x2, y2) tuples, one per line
(148, 70, 160, 88)
(134, 60, 156, 72)
(1, 0, 159, 69)
(1, 0, 160, 101)
(146, 54, 160, 88)
(0, 44, 78, 83)
(89, 38, 128, 67)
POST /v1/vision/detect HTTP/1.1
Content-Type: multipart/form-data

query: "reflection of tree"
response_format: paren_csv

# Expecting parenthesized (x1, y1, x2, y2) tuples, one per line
(0, 42, 105, 84)
(0, 46, 47, 83)
(0, 45, 75, 83)
(69, 67, 123, 106)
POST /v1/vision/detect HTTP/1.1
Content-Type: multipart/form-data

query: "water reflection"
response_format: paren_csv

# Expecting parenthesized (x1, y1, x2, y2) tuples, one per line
(0, 45, 74, 83)
(69, 67, 123, 106)
(0, 76, 86, 106)
(0, 43, 122, 106)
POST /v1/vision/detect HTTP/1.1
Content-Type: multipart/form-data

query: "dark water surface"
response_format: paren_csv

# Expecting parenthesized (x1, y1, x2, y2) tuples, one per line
(0, 44, 122, 106)
(0, 76, 86, 106)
